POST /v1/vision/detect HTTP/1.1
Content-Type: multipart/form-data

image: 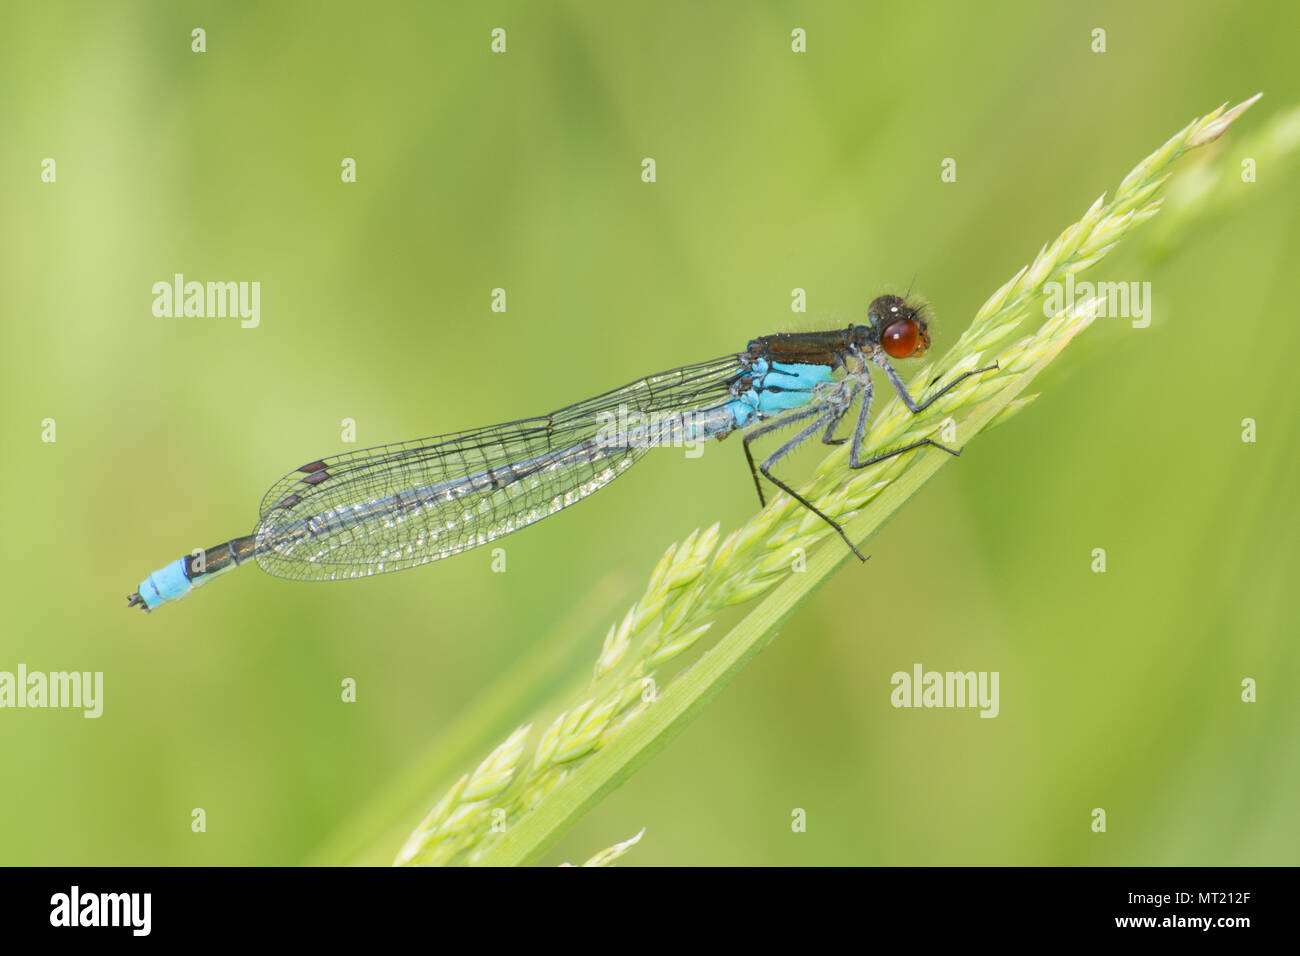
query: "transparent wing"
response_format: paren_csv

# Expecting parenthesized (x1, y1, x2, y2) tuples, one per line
(252, 355, 746, 581)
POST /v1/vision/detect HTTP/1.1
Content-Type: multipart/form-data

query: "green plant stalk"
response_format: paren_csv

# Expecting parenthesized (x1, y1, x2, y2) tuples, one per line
(473, 323, 1088, 866)
(392, 94, 1264, 867)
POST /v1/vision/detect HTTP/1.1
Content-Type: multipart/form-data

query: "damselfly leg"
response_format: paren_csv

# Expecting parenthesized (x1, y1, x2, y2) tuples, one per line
(742, 399, 833, 508)
(845, 356, 999, 470)
(742, 397, 869, 561)
(741, 352, 999, 559)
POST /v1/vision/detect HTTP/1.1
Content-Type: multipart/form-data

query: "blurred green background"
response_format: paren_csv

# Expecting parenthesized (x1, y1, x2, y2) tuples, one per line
(2, 0, 1297, 866)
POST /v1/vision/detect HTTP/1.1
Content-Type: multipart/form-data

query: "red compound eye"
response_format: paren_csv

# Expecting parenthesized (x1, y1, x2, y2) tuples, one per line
(881, 319, 921, 358)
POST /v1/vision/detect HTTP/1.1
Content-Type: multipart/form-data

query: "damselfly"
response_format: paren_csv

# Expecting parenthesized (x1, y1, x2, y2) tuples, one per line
(128, 295, 996, 611)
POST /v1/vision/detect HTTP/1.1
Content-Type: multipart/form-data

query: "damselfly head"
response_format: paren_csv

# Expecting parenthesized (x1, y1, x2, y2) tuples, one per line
(865, 294, 931, 359)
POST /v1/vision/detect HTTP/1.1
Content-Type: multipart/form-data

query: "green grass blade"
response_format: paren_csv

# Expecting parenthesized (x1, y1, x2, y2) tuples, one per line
(473, 331, 1083, 866)
(392, 94, 1266, 867)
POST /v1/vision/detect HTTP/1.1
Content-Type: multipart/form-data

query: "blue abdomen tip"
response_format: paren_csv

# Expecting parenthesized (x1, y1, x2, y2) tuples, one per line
(137, 558, 192, 609)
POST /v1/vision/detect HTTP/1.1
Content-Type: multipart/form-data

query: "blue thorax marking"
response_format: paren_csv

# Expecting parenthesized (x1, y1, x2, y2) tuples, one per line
(727, 359, 835, 426)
